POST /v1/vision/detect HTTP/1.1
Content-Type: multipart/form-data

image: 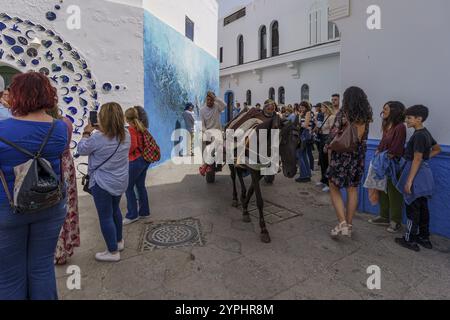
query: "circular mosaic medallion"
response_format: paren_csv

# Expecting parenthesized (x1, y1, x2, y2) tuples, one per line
(146, 224, 198, 247)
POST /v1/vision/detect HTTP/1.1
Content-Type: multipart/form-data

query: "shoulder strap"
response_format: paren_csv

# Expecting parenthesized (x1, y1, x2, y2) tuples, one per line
(0, 169, 13, 207)
(37, 120, 57, 158)
(93, 142, 121, 172)
(319, 115, 331, 129)
(0, 120, 57, 159)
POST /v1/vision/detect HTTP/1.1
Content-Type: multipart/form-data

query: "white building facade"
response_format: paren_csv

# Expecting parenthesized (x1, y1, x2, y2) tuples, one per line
(218, 0, 341, 121)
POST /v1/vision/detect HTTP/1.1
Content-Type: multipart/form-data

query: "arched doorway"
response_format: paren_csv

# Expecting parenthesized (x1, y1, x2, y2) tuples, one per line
(224, 91, 234, 123)
(0, 65, 22, 88)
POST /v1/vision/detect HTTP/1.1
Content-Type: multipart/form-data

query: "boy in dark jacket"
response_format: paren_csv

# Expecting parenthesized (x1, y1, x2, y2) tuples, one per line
(395, 105, 441, 251)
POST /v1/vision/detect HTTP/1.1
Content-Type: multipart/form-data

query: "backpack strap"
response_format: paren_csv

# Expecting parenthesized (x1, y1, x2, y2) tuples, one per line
(0, 169, 13, 208)
(37, 120, 57, 158)
(0, 120, 57, 159)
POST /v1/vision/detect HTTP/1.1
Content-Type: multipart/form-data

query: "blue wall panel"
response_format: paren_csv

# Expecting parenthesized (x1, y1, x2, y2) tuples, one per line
(143, 11, 219, 165)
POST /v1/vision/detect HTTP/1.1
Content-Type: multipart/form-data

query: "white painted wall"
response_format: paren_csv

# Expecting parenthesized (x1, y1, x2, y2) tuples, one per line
(220, 54, 340, 105)
(144, 0, 219, 57)
(334, 0, 450, 144)
(1, 0, 144, 109)
(218, 0, 334, 68)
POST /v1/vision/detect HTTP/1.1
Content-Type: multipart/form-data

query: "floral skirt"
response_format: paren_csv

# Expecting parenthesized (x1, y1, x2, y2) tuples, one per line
(327, 143, 367, 189)
(54, 153, 80, 265)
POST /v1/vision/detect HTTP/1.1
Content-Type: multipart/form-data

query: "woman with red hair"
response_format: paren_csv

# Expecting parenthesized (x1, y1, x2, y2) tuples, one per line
(0, 72, 68, 300)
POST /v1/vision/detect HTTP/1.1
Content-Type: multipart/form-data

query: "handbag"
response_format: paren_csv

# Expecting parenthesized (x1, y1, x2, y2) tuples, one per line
(329, 113, 359, 153)
(80, 142, 121, 195)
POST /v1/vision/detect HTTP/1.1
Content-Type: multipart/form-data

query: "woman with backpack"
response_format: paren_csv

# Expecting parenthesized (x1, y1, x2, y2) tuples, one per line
(122, 107, 152, 225)
(78, 102, 131, 262)
(0, 72, 68, 300)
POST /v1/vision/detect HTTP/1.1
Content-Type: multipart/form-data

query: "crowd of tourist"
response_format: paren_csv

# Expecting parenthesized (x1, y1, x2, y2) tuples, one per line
(0, 71, 442, 300)
(213, 88, 441, 248)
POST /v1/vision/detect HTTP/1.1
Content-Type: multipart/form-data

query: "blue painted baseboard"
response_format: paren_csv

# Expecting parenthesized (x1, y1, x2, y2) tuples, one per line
(358, 139, 450, 239)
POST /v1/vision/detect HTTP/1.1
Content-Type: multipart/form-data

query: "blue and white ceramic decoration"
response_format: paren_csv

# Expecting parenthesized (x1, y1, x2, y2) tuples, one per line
(61, 87, 70, 96)
(46, 12, 57, 21)
(17, 36, 28, 45)
(62, 61, 74, 72)
(79, 98, 88, 107)
(63, 42, 72, 51)
(42, 40, 52, 48)
(51, 63, 62, 72)
(60, 75, 70, 83)
(25, 30, 35, 40)
(68, 107, 78, 115)
(27, 47, 38, 57)
(11, 46, 24, 55)
(3, 35, 16, 45)
(102, 82, 113, 92)
(39, 67, 50, 75)
(63, 96, 74, 104)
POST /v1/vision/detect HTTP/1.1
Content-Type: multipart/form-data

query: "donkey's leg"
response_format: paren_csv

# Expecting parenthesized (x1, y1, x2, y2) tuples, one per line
(251, 170, 271, 243)
(241, 170, 256, 223)
(236, 168, 251, 222)
(229, 165, 239, 207)
(236, 168, 247, 206)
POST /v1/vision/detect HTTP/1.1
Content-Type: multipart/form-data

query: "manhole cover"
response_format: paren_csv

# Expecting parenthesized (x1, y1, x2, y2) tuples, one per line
(241, 200, 302, 225)
(140, 218, 205, 251)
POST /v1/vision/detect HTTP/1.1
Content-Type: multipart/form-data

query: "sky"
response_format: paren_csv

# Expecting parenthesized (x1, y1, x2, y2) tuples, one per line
(217, 0, 252, 17)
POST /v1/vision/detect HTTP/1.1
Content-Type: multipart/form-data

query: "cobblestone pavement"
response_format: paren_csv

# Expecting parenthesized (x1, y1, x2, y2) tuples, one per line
(56, 161, 450, 300)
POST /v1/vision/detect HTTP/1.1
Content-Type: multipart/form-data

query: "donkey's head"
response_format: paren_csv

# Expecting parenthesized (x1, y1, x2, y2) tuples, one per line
(279, 117, 300, 178)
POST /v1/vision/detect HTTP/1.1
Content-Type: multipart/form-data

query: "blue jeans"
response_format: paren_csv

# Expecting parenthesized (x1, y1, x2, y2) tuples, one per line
(0, 200, 67, 300)
(306, 143, 314, 171)
(297, 147, 311, 179)
(91, 184, 123, 253)
(125, 157, 150, 220)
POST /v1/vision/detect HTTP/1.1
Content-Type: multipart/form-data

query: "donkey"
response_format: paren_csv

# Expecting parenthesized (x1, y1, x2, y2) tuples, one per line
(227, 111, 300, 243)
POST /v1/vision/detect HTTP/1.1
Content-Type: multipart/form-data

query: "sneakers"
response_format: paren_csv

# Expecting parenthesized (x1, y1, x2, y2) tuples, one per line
(368, 217, 390, 226)
(387, 222, 402, 233)
(123, 217, 139, 226)
(316, 182, 324, 187)
(322, 186, 330, 192)
(331, 221, 350, 238)
(118, 240, 125, 252)
(417, 237, 433, 250)
(95, 251, 121, 262)
(139, 215, 151, 221)
(395, 237, 420, 252)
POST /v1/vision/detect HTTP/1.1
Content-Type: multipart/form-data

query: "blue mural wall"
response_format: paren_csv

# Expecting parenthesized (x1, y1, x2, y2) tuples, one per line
(143, 11, 219, 164)
(359, 140, 450, 239)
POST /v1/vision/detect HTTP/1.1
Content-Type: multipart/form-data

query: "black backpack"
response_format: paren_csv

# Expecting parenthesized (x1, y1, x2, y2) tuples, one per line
(0, 121, 65, 214)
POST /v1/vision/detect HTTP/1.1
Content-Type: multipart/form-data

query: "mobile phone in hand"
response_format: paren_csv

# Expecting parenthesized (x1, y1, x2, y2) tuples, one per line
(89, 111, 98, 126)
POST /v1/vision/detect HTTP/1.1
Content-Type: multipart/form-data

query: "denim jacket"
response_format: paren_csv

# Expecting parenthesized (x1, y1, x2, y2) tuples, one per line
(396, 160, 434, 205)
(371, 151, 404, 186)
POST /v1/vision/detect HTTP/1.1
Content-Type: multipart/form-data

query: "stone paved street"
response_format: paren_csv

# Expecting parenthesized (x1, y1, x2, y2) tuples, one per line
(57, 161, 450, 300)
